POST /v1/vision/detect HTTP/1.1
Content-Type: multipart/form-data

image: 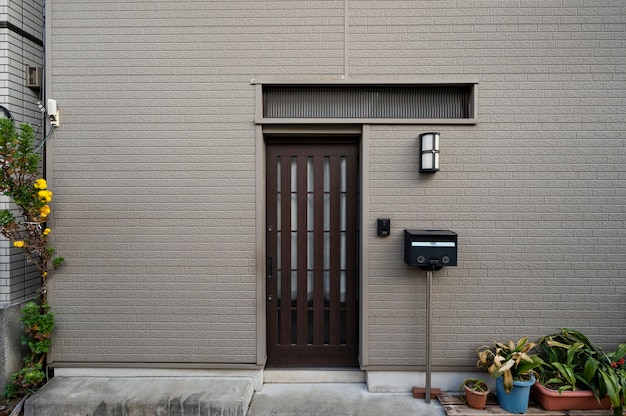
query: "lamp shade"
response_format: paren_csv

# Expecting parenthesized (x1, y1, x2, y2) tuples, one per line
(419, 132, 440, 172)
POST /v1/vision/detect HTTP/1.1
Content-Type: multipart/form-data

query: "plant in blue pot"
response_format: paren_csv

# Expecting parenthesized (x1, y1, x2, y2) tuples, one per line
(477, 337, 544, 414)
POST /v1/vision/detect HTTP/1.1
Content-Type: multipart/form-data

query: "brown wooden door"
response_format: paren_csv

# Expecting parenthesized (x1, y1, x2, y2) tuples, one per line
(266, 139, 359, 367)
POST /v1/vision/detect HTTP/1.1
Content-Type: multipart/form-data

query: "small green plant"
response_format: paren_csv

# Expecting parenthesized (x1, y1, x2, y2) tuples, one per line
(4, 363, 44, 400)
(459, 377, 488, 402)
(20, 301, 55, 355)
(0, 117, 63, 399)
(459, 377, 490, 409)
(4, 302, 54, 398)
(461, 377, 489, 393)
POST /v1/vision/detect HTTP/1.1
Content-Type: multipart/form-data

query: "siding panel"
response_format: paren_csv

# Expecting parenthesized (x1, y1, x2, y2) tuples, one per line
(48, 0, 626, 369)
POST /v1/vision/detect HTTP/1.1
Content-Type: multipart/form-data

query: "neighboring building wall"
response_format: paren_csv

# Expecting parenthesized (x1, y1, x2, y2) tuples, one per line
(0, 0, 46, 396)
(47, 0, 625, 374)
(0, 0, 46, 305)
(0, 0, 44, 122)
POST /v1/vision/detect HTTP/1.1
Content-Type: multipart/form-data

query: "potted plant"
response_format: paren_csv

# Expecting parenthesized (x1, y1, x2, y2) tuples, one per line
(477, 336, 543, 414)
(534, 328, 625, 415)
(460, 377, 489, 410)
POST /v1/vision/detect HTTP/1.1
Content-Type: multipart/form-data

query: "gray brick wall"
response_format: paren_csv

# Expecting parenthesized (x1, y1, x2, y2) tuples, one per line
(47, 0, 625, 369)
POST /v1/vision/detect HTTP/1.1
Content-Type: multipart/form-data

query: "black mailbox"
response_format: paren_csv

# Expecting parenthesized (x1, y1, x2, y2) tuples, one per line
(404, 229, 457, 270)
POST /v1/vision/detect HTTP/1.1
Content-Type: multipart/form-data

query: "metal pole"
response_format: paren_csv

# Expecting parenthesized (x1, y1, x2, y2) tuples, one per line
(425, 269, 432, 403)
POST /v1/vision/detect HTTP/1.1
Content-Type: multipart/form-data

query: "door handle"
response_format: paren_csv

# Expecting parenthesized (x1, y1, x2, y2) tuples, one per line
(267, 254, 272, 280)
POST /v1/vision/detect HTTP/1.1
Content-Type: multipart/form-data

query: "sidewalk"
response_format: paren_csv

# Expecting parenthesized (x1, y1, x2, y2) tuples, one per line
(247, 383, 447, 416)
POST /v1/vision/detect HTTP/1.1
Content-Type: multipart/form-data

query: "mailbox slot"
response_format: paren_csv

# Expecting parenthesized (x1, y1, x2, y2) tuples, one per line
(404, 229, 457, 270)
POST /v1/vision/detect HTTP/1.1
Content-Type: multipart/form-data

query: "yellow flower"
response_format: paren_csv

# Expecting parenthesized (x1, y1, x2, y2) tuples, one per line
(43, 272, 48, 277)
(40, 205, 51, 218)
(13, 241, 24, 248)
(43, 228, 51, 236)
(38, 190, 53, 202)
(34, 178, 47, 190)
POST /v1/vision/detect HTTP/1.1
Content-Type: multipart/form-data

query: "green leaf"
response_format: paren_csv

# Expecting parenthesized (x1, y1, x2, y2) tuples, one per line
(515, 355, 544, 376)
(53, 256, 65, 268)
(0, 209, 14, 227)
(609, 343, 626, 361)
(545, 377, 565, 385)
(552, 362, 577, 387)
(583, 357, 598, 384)
(566, 342, 584, 365)
(598, 368, 621, 408)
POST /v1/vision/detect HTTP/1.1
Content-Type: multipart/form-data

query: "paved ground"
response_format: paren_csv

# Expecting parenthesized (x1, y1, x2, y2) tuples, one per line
(25, 377, 448, 416)
(248, 383, 447, 416)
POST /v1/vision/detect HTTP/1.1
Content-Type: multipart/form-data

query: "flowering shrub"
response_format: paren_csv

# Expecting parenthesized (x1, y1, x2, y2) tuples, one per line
(0, 117, 63, 399)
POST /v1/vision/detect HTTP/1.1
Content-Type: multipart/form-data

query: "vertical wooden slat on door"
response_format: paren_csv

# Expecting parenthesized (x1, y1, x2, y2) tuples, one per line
(296, 155, 308, 345)
(329, 155, 341, 346)
(312, 155, 325, 346)
(280, 156, 291, 346)
(344, 154, 358, 346)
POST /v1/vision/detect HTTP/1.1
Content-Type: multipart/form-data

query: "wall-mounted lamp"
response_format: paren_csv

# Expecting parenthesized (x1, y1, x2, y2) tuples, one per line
(419, 132, 440, 173)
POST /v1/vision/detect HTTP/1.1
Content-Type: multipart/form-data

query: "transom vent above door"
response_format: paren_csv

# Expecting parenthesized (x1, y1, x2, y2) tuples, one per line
(256, 82, 477, 124)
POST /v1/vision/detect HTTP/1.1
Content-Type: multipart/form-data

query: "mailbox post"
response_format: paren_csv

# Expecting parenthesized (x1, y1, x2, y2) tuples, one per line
(404, 230, 458, 403)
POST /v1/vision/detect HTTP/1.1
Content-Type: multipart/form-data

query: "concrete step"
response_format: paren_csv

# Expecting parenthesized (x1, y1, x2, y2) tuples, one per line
(25, 376, 255, 416)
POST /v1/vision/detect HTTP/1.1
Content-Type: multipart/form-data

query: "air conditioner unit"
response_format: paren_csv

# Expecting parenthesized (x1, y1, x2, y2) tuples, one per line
(26, 66, 42, 89)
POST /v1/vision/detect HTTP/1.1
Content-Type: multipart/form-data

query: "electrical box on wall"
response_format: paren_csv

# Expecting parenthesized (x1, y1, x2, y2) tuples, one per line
(404, 229, 457, 270)
(26, 66, 42, 89)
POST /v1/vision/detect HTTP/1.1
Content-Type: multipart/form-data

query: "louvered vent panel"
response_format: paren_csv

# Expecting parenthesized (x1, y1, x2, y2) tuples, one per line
(263, 85, 473, 119)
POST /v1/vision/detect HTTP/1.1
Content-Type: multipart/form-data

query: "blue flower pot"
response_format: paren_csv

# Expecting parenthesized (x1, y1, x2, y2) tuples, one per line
(496, 374, 535, 414)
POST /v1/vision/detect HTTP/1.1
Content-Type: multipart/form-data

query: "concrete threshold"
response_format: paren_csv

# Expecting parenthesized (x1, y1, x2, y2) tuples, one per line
(25, 376, 255, 416)
(263, 368, 366, 383)
(247, 382, 447, 416)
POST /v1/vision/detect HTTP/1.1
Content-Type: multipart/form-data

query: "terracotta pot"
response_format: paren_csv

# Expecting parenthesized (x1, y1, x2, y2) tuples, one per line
(463, 381, 489, 410)
(532, 383, 612, 411)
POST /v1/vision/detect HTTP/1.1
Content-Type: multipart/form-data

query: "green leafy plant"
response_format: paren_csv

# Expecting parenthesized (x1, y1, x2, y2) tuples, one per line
(20, 301, 55, 355)
(4, 302, 54, 398)
(537, 328, 626, 416)
(0, 117, 63, 399)
(537, 329, 593, 392)
(476, 336, 544, 394)
(4, 363, 45, 400)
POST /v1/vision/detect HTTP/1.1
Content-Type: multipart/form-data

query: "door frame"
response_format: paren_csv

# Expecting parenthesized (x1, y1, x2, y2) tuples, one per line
(255, 124, 371, 368)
